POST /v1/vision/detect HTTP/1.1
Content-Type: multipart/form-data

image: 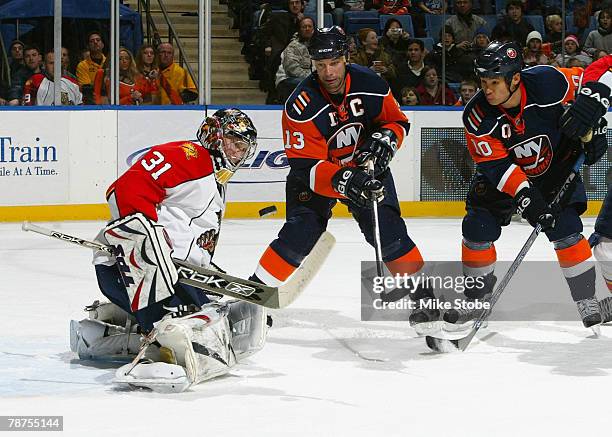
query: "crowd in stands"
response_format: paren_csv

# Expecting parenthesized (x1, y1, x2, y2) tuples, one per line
(1, 0, 611, 106)
(236, 0, 612, 105)
(0, 30, 198, 106)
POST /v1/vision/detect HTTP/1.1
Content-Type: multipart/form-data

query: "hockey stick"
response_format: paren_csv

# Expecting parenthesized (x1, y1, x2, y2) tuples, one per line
(427, 153, 586, 352)
(366, 159, 384, 277)
(22, 222, 335, 309)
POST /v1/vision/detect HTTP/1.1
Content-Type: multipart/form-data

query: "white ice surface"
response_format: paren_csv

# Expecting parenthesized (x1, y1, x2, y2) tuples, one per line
(2, 218, 612, 436)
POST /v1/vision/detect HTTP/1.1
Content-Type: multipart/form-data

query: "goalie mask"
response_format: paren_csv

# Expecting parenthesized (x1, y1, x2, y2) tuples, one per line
(196, 109, 257, 184)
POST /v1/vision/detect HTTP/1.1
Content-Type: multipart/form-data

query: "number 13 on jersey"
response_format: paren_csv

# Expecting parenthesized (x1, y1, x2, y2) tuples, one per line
(284, 130, 305, 150)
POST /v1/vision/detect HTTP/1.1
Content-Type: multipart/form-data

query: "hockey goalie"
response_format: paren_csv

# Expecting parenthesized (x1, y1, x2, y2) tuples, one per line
(70, 109, 269, 392)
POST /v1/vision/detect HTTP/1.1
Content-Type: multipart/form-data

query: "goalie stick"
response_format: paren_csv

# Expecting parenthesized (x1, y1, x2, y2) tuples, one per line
(22, 222, 335, 310)
(426, 154, 586, 353)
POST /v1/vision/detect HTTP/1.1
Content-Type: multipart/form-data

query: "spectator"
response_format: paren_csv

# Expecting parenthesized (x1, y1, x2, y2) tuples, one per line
(304, 0, 344, 25)
(572, 4, 593, 46)
(2, 40, 25, 105)
(379, 18, 412, 64)
(415, 65, 457, 105)
(554, 34, 592, 67)
(400, 86, 420, 105)
(347, 35, 358, 61)
(261, 0, 304, 102)
(445, 0, 487, 44)
(373, 0, 411, 15)
(76, 31, 106, 88)
(8, 40, 24, 73)
(22, 50, 82, 106)
(426, 25, 474, 83)
(413, 0, 446, 37)
(135, 44, 161, 105)
(417, 0, 444, 15)
(594, 49, 609, 59)
(352, 28, 397, 83)
(492, 0, 534, 46)
(343, 0, 366, 13)
(523, 31, 552, 66)
(544, 14, 563, 47)
(471, 27, 490, 55)
(6, 45, 43, 106)
(391, 38, 426, 99)
(275, 17, 315, 102)
(454, 79, 478, 105)
(61, 47, 74, 77)
(584, 8, 612, 56)
(93, 48, 156, 106)
(158, 43, 198, 105)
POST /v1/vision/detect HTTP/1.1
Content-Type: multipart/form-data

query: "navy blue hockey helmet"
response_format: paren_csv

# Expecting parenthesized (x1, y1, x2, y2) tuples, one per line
(308, 26, 349, 60)
(474, 40, 523, 83)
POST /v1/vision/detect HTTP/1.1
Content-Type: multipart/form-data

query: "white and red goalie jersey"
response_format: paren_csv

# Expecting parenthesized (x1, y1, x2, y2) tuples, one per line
(101, 140, 224, 269)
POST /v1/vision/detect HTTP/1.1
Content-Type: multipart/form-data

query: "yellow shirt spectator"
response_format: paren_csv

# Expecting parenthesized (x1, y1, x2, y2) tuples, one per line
(77, 55, 106, 87)
(159, 62, 197, 105)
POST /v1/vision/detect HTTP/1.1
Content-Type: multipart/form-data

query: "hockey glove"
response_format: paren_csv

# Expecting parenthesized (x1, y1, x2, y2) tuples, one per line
(560, 81, 611, 140)
(332, 167, 384, 209)
(515, 186, 556, 230)
(354, 128, 398, 176)
(583, 117, 608, 165)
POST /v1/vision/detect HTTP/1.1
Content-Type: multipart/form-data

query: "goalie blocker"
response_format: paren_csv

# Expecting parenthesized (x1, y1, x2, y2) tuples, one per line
(95, 212, 212, 332)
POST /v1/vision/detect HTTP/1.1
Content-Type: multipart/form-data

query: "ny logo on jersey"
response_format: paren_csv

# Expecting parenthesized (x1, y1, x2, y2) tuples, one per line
(509, 135, 554, 177)
(327, 123, 364, 164)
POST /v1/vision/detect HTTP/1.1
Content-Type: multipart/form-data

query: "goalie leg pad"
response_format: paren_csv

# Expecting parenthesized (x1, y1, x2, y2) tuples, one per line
(70, 318, 141, 360)
(104, 213, 178, 312)
(154, 303, 236, 385)
(593, 236, 612, 292)
(228, 301, 268, 360)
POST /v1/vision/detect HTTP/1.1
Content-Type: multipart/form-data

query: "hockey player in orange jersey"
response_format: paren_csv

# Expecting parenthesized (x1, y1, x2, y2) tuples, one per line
(251, 26, 437, 331)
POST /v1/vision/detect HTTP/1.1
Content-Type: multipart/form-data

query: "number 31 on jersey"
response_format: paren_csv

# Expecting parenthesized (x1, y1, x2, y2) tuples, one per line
(141, 151, 172, 180)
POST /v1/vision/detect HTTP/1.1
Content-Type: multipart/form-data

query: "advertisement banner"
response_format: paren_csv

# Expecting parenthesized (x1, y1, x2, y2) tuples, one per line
(117, 109, 289, 202)
(0, 111, 70, 205)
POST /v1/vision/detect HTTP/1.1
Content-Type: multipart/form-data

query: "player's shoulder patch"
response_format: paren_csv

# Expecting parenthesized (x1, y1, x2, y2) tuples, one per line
(521, 65, 569, 106)
(284, 76, 328, 122)
(462, 91, 498, 135)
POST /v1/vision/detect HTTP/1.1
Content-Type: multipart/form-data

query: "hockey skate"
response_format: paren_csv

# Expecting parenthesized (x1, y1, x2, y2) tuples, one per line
(576, 297, 602, 335)
(440, 274, 496, 339)
(599, 296, 612, 324)
(409, 298, 441, 337)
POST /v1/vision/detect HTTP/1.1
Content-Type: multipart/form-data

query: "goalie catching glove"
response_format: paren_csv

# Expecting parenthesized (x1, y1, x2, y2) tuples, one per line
(332, 167, 384, 209)
(515, 186, 556, 230)
(560, 81, 611, 140)
(354, 128, 398, 176)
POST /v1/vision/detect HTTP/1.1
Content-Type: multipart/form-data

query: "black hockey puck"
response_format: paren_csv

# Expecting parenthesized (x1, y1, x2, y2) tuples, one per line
(258, 205, 278, 217)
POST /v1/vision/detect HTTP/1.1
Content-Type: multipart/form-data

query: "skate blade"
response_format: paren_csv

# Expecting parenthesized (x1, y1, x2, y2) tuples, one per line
(413, 321, 443, 337)
(590, 325, 601, 337)
(440, 320, 488, 340)
(425, 336, 461, 353)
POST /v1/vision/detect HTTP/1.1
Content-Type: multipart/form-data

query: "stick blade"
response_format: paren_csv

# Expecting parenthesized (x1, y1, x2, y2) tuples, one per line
(276, 231, 336, 308)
